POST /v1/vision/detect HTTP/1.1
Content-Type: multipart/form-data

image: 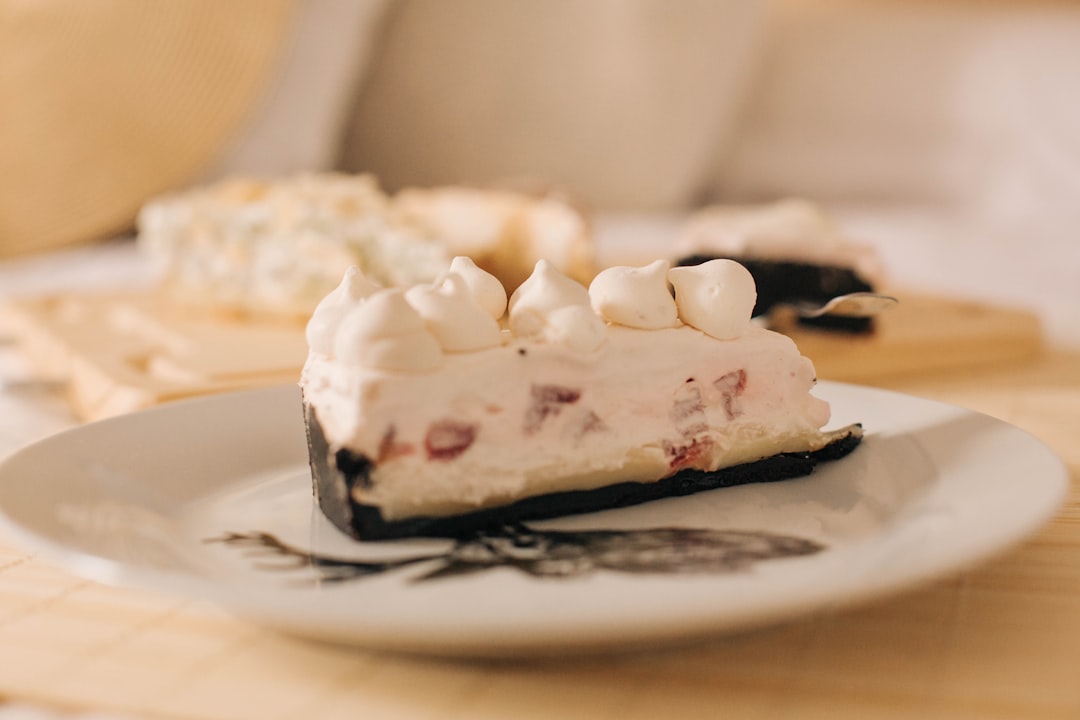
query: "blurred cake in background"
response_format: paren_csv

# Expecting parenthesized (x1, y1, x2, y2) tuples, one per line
(137, 174, 445, 320)
(673, 199, 884, 333)
(394, 186, 594, 293)
(138, 173, 595, 321)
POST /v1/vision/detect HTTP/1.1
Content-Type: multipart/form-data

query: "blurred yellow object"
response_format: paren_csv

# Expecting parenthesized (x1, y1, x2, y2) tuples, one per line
(0, 0, 296, 259)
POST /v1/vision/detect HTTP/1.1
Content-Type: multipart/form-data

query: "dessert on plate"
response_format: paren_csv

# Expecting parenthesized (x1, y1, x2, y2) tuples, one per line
(674, 199, 884, 333)
(301, 256, 862, 540)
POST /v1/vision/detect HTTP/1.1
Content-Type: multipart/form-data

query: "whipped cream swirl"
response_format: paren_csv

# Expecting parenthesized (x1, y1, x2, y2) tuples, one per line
(588, 259, 679, 330)
(334, 289, 444, 371)
(405, 273, 502, 352)
(305, 266, 382, 356)
(508, 260, 606, 352)
(446, 255, 507, 319)
(307, 256, 759, 371)
(668, 259, 757, 340)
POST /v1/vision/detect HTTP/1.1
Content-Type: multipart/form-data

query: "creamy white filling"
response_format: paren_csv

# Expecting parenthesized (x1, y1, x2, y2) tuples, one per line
(302, 324, 830, 520)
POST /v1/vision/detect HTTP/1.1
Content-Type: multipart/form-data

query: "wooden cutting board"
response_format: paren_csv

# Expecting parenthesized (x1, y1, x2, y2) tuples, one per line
(0, 292, 308, 422)
(0, 289, 1043, 422)
(780, 290, 1043, 383)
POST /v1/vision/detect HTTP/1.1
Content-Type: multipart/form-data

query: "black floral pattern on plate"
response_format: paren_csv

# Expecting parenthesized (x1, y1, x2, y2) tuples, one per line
(207, 523, 824, 585)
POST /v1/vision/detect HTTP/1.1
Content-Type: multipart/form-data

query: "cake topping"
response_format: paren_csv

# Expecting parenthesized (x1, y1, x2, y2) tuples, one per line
(305, 266, 382, 356)
(667, 259, 757, 340)
(334, 289, 443, 371)
(588, 259, 679, 330)
(508, 260, 605, 351)
(508, 260, 590, 326)
(446, 256, 507, 320)
(405, 273, 503, 353)
(308, 256, 764, 371)
(542, 305, 607, 353)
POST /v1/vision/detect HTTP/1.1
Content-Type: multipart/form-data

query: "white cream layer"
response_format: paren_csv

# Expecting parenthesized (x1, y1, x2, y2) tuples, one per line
(302, 323, 832, 520)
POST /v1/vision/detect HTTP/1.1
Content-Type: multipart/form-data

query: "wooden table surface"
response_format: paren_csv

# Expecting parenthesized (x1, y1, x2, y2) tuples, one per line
(1, 283, 1078, 718)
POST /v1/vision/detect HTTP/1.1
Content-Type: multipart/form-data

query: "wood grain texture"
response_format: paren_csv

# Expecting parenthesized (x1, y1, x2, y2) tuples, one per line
(781, 291, 1043, 383)
(1, 292, 308, 421)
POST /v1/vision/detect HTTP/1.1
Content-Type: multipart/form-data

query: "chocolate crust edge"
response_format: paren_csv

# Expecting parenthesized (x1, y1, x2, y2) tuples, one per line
(305, 402, 863, 541)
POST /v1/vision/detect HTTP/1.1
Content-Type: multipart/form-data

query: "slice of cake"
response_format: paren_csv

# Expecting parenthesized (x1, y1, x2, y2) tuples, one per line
(137, 174, 595, 321)
(301, 257, 862, 540)
(137, 174, 451, 320)
(674, 199, 884, 333)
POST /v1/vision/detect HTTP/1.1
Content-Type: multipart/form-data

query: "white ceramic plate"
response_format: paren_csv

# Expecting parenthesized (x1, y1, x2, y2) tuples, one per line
(0, 382, 1067, 656)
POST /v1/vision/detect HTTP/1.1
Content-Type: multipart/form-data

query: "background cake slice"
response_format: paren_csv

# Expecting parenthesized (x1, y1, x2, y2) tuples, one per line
(137, 173, 451, 320)
(673, 199, 884, 333)
(393, 185, 595, 292)
(137, 173, 596, 321)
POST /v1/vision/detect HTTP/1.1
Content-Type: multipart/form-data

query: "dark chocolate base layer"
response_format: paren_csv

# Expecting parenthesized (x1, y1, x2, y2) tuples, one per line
(675, 254, 876, 334)
(306, 403, 864, 541)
